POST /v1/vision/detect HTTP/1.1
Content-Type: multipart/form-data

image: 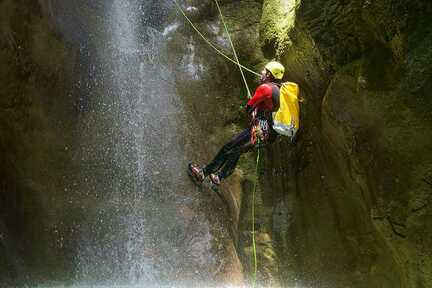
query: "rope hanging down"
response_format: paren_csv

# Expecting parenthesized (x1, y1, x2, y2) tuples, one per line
(174, 1, 261, 285)
(172, 0, 261, 79)
(213, 2, 259, 286)
(251, 143, 260, 287)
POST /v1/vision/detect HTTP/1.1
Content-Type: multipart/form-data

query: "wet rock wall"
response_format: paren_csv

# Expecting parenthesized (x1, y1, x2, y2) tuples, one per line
(0, 0, 77, 284)
(241, 0, 432, 287)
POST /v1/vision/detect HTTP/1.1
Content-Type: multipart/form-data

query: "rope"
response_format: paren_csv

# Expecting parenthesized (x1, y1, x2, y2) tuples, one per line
(212, 3, 258, 283)
(174, 1, 261, 285)
(251, 143, 260, 287)
(214, 0, 252, 98)
(215, 2, 259, 284)
(172, 0, 261, 78)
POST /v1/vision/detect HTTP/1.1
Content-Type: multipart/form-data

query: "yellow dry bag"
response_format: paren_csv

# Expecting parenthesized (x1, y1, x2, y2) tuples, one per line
(272, 82, 300, 138)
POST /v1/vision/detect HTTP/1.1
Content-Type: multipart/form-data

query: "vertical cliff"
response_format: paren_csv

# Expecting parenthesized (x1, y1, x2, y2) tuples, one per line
(1, 0, 431, 287)
(0, 0, 76, 284)
(240, 0, 432, 287)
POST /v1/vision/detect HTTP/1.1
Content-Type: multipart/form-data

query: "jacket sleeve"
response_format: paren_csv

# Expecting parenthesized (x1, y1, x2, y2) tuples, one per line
(246, 84, 272, 113)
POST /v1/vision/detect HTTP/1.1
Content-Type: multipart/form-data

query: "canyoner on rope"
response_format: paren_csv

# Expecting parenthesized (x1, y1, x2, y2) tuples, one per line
(188, 61, 301, 187)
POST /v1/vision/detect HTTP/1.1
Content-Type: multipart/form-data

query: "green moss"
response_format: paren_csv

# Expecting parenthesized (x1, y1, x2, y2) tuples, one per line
(260, 0, 299, 58)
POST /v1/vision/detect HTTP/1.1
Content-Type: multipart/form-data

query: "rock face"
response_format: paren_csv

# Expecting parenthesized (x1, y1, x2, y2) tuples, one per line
(0, 0, 76, 284)
(228, 0, 432, 287)
(1, 0, 247, 285)
(1, 0, 431, 287)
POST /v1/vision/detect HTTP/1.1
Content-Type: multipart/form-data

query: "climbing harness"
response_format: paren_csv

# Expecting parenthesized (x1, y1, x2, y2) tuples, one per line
(251, 116, 270, 145)
(172, 0, 261, 81)
(173, 0, 261, 285)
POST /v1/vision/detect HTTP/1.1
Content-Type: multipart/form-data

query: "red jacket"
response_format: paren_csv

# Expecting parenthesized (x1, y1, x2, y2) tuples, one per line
(246, 83, 278, 113)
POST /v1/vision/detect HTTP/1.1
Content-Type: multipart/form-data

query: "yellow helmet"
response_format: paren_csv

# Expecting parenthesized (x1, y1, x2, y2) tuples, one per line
(265, 61, 285, 80)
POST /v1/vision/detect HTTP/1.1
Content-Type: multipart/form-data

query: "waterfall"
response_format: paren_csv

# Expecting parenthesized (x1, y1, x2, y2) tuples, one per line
(67, 0, 220, 286)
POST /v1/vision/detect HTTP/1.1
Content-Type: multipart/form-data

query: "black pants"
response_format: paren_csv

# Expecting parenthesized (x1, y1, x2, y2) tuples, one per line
(203, 128, 255, 181)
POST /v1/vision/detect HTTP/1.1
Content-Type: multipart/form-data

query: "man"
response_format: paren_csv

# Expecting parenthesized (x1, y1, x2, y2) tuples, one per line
(189, 61, 285, 187)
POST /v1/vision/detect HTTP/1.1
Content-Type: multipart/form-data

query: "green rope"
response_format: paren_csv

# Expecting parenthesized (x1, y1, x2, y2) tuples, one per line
(172, 0, 261, 78)
(174, 0, 261, 285)
(212, 3, 258, 284)
(251, 144, 260, 287)
(214, 0, 252, 99)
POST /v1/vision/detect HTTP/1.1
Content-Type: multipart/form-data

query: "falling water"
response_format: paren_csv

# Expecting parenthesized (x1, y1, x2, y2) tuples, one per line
(55, 0, 228, 287)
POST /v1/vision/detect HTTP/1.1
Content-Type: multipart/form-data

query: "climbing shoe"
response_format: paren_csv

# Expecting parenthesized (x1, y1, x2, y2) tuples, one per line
(188, 163, 205, 183)
(209, 173, 221, 186)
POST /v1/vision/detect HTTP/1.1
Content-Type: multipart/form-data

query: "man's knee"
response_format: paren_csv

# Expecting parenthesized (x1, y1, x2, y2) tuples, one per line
(221, 143, 234, 155)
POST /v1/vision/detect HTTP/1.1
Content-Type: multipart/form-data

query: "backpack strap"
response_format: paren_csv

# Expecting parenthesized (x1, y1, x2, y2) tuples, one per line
(270, 83, 281, 112)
